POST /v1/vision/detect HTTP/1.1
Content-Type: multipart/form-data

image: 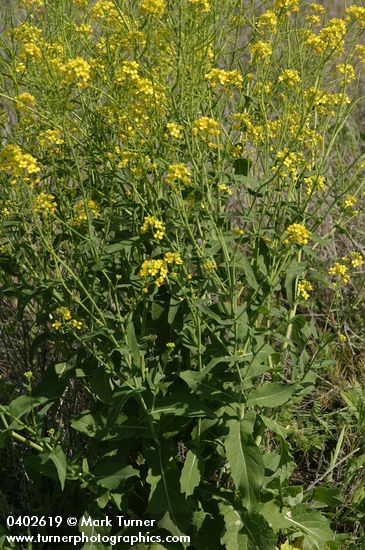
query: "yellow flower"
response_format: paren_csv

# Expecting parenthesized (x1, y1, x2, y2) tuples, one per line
(38, 129, 64, 155)
(328, 262, 350, 285)
(140, 0, 165, 17)
(192, 117, 220, 147)
(188, 0, 210, 13)
(52, 320, 62, 330)
(205, 68, 243, 89)
(139, 259, 168, 287)
(346, 5, 365, 27)
(165, 122, 183, 139)
(273, 0, 299, 14)
(141, 215, 166, 240)
(14, 92, 36, 112)
(297, 280, 313, 300)
(203, 259, 216, 271)
(0, 144, 40, 184)
(218, 183, 232, 195)
(349, 251, 363, 268)
(275, 149, 304, 179)
(278, 69, 301, 87)
(344, 195, 357, 209)
(303, 175, 326, 194)
(249, 41, 272, 61)
(338, 333, 347, 343)
(75, 23, 93, 35)
(34, 192, 57, 216)
(73, 199, 100, 225)
(257, 10, 278, 33)
(70, 319, 83, 330)
(164, 251, 183, 265)
(62, 57, 91, 88)
(286, 223, 311, 245)
(336, 63, 355, 82)
(58, 307, 72, 321)
(165, 163, 192, 185)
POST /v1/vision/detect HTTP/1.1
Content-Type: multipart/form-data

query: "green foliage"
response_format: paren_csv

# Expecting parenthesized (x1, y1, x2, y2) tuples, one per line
(0, 0, 364, 548)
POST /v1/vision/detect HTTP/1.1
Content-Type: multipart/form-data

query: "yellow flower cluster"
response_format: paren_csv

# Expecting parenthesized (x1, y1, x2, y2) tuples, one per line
(140, 0, 165, 17)
(218, 183, 232, 195)
(165, 252, 183, 265)
(275, 149, 305, 179)
(349, 251, 363, 268)
(286, 223, 311, 245)
(73, 199, 101, 225)
(115, 60, 165, 109)
(165, 122, 183, 139)
(273, 0, 299, 14)
(14, 92, 36, 112)
(0, 144, 40, 184)
(21, 0, 44, 6)
(257, 10, 278, 33)
(343, 195, 357, 210)
(278, 69, 301, 87)
(140, 252, 183, 287)
(38, 129, 64, 155)
(141, 215, 166, 240)
(355, 44, 365, 64)
(346, 5, 365, 27)
(328, 262, 350, 286)
(189, 0, 211, 13)
(62, 57, 91, 88)
(205, 68, 243, 89)
(303, 175, 326, 194)
(75, 24, 93, 35)
(304, 18, 347, 55)
(52, 307, 83, 330)
(230, 113, 279, 145)
(13, 22, 42, 43)
(304, 87, 351, 115)
(297, 280, 313, 300)
(165, 163, 192, 185)
(34, 192, 57, 216)
(192, 117, 220, 147)
(92, 0, 120, 24)
(249, 41, 273, 61)
(336, 63, 355, 82)
(203, 259, 216, 271)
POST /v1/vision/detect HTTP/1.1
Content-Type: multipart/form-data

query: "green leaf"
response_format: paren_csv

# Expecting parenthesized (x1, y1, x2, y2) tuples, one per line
(71, 412, 107, 439)
(234, 158, 251, 176)
(145, 442, 191, 535)
(94, 460, 139, 490)
(283, 505, 334, 549)
(285, 261, 307, 306)
(153, 393, 215, 418)
(241, 511, 277, 549)
(312, 486, 343, 507)
(47, 446, 67, 490)
(89, 369, 113, 403)
(246, 383, 295, 408)
(219, 503, 248, 550)
(224, 419, 264, 510)
(180, 450, 203, 497)
(235, 254, 259, 290)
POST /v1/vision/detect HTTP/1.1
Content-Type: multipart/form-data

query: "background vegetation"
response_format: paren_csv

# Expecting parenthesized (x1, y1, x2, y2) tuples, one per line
(0, 0, 364, 548)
